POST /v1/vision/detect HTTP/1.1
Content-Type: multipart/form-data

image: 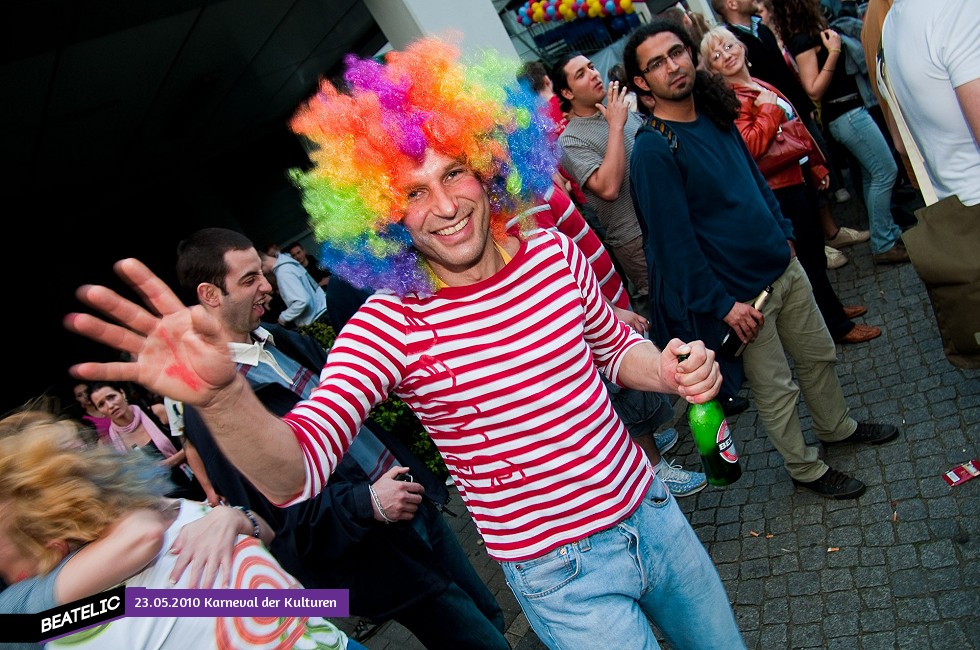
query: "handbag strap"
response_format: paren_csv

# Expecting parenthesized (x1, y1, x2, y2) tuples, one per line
(876, 42, 939, 206)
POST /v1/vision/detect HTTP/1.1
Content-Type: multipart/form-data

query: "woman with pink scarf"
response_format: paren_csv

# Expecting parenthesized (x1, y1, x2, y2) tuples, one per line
(88, 381, 206, 500)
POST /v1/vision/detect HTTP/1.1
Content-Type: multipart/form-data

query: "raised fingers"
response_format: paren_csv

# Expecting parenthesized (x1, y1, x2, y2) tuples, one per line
(63, 311, 147, 358)
(74, 283, 163, 337)
(114, 258, 188, 317)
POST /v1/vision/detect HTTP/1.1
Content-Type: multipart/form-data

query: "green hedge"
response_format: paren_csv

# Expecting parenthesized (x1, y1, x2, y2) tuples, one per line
(299, 322, 449, 479)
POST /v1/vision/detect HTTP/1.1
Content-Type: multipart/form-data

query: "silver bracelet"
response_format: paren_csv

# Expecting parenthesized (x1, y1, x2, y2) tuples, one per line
(368, 484, 394, 524)
(233, 505, 261, 538)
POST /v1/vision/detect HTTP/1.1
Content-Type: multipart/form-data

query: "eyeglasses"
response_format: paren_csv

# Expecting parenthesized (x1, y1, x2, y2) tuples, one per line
(641, 45, 689, 75)
(710, 42, 738, 63)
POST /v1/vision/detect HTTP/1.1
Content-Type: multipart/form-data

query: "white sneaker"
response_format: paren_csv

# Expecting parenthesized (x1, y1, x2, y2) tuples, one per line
(834, 188, 851, 203)
(825, 226, 870, 249)
(825, 245, 849, 270)
(656, 458, 707, 497)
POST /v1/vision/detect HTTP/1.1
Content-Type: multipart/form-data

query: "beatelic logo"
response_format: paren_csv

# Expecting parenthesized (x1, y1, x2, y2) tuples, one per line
(0, 585, 126, 644)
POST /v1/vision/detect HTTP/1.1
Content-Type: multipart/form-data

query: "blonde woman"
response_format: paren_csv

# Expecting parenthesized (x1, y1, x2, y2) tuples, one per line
(0, 413, 361, 649)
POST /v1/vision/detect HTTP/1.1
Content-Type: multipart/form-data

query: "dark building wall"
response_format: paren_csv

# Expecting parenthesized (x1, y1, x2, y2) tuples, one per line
(8, 129, 313, 418)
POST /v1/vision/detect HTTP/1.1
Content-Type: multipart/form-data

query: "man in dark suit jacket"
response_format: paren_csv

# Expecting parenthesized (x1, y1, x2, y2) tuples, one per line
(176, 227, 509, 649)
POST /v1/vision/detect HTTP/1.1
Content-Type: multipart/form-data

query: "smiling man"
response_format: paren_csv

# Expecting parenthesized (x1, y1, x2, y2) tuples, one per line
(66, 37, 743, 649)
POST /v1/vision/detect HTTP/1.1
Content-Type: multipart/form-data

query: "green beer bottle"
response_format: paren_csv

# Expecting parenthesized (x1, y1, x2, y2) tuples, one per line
(678, 354, 742, 486)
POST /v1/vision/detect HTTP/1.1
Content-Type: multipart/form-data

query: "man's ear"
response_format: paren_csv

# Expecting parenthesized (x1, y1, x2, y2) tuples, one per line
(559, 85, 573, 102)
(633, 75, 652, 93)
(197, 283, 221, 308)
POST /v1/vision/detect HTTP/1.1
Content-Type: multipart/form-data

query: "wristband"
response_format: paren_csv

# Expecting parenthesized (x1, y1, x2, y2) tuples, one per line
(368, 484, 395, 524)
(233, 505, 261, 538)
(829, 48, 841, 53)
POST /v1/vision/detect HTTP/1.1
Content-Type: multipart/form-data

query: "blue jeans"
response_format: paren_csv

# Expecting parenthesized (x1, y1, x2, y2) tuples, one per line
(396, 504, 510, 650)
(828, 107, 901, 254)
(500, 476, 745, 650)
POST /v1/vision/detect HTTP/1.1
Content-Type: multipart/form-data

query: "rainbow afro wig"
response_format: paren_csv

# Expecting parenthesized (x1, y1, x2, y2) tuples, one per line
(288, 36, 559, 297)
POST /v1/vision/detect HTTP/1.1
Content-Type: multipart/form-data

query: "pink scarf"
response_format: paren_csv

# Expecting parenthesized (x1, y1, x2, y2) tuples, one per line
(108, 405, 179, 458)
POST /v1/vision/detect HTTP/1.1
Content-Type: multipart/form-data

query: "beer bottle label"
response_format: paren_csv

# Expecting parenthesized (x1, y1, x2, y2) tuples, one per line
(716, 419, 738, 464)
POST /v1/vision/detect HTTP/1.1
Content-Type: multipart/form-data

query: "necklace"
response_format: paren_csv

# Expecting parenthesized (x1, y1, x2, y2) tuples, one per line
(571, 108, 600, 119)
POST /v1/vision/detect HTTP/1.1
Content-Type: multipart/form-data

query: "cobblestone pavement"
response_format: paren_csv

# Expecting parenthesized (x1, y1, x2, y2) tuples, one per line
(337, 198, 980, 649)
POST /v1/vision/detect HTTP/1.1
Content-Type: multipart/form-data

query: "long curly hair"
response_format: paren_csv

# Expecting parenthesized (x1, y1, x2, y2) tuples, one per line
(0, 413, 169, 574)
(769, 0, 827, 42)
(288, 36, 559, 297)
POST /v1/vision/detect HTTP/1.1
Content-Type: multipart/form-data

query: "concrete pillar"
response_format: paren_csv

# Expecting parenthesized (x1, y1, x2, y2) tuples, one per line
(362, 0, 519, 60)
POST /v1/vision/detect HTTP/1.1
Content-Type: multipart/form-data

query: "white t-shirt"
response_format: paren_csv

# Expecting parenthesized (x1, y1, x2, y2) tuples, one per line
(48, 501, 349, 650)
(882, 0, 980, 205)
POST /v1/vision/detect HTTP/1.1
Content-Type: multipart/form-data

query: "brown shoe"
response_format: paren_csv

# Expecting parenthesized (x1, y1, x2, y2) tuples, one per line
(842, 305, 868, 319)
(872, 242, 910, 264)
(836, 323, 882, 344)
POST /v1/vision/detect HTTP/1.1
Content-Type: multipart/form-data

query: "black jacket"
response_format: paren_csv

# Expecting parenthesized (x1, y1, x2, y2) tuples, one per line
(183, 324, 452, 621)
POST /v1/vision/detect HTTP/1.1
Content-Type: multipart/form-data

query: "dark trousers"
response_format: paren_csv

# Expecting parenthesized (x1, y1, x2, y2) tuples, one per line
(394, 505, 510, 650)
(773, 177, 854, 340)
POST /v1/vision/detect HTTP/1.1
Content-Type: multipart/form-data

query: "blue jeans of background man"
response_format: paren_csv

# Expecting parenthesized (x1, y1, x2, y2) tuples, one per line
(828, 106, 901, 254)
(396, 503, 510, 650)
(500, 476, 744, 650)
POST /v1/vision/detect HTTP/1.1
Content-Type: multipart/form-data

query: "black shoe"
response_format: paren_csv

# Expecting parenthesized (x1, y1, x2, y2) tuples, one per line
(721, 396, 749, 416)
(792, 468, 866, 499)
(351, 619, 381, 642)
(823, 422, 900, 447)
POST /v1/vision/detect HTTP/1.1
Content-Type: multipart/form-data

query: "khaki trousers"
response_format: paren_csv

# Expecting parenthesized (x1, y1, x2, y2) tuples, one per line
(741, 258, 857, 482)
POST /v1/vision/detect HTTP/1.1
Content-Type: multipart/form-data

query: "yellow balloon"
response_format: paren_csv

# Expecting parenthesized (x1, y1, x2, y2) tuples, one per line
(621, 0, 633, 10)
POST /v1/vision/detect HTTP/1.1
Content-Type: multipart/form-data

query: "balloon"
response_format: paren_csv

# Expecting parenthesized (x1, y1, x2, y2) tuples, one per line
(605, 1, 615, 12)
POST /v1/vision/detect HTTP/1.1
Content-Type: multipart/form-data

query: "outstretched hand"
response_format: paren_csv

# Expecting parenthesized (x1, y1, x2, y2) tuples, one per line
(64, 258, 238, 408)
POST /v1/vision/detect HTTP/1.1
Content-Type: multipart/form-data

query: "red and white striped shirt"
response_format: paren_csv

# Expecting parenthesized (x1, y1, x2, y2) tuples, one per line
(283, 230, 653, 561)
(509, 181, 631, 310)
